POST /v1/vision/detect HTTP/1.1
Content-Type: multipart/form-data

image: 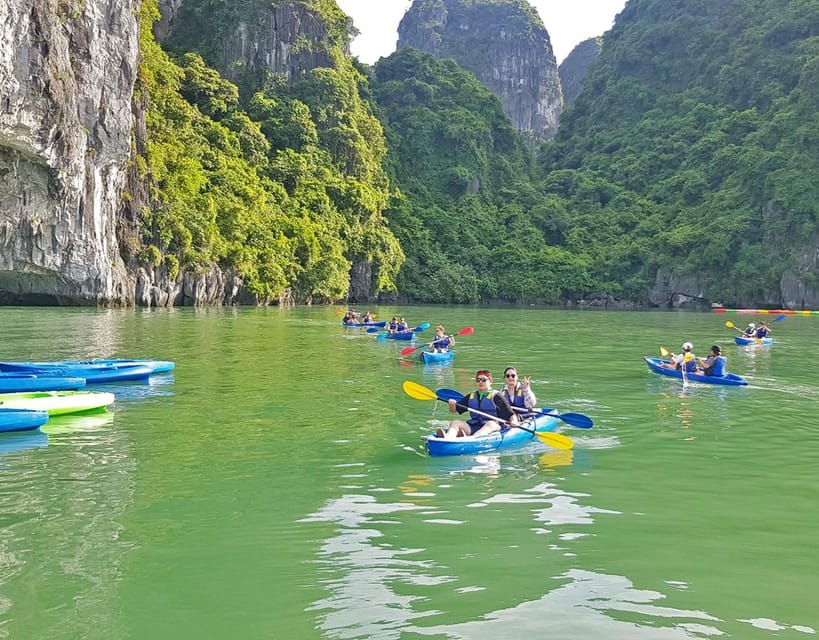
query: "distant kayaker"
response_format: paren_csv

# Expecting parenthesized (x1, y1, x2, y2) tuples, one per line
(397, 317, 409, 331)
(430, 325, 455, 352)
(743, 322, 756, 337)
(388, 316, 400, 333)
(361, 311, 374, 324)
(663, 342, 697, 371)
(500, 367, 537, 418)
(755, 322, 770, 338)
(436, 370, 518, 439)
(698, 345, 726, 376)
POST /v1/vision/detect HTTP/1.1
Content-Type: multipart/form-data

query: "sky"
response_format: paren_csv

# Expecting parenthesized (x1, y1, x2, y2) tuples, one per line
(335, 0, 628, 65)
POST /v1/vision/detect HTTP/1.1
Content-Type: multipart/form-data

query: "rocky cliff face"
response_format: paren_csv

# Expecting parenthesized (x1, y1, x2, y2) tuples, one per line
(559, 38, 602, 108)
(0, 0, 139, 305)
(397, 0, 562, 144)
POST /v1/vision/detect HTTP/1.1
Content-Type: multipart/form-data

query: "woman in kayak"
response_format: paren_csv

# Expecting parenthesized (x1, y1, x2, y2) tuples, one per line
(430, 325, 455, 352)
(500, 367, 537, 418)
(436, 370, 518, 439)
(663, 342, 697, 371)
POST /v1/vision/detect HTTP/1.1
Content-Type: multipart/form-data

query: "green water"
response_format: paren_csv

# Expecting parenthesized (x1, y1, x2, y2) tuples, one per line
(0, 306, 816, 639)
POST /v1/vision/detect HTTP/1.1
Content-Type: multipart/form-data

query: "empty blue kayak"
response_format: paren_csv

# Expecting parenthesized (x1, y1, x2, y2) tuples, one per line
(734, 336, 773, 346)
(0, 362, 154, 383)
(0, 373, 86, 393)
(422, 413, 559, 457)
(0, 408, 49, 433)
(644, 356, 748, 386)
(419, 350, 454, 364)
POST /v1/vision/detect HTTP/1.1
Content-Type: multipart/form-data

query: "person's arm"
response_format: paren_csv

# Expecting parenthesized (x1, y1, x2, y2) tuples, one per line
(521, 376, 536, 408)
(493, 394, 515, 422)
(448, 396, 468, 414)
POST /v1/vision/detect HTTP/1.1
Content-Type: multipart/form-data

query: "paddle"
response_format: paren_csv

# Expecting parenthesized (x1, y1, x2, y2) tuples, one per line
(371, 322, 431, 338)
(436, 388, 593, 429)
(400, 327, 474, 357)
(402, 380, 573, 450)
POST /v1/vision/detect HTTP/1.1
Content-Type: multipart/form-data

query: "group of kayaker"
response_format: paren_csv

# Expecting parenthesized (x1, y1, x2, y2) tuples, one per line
(662, 343, 727, 376)
(742, 322, 771, 339)
(342, 310, 377, 325)
(436, 366, 537, 439)
(387, 317, 410, 333)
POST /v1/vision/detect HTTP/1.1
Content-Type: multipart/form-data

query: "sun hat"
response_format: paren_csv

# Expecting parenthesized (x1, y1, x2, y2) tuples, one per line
(682, 342, 693, 350)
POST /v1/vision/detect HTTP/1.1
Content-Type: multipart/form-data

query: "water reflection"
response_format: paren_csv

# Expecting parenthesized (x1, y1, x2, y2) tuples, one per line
(0, 431, 48, 457)
(304, 479, 815, 640)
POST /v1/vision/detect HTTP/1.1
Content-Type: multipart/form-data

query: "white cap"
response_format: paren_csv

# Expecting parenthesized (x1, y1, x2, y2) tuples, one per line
(682, 342, 693, 350)
(748, 323, 755, 328)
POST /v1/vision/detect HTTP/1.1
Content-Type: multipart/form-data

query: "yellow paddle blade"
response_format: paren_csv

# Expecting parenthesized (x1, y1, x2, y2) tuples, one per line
(660, 346, 670, 357)
(402, 380, 437, 401)
(536, 430, 574, 450)
(725, 320, 736, 329)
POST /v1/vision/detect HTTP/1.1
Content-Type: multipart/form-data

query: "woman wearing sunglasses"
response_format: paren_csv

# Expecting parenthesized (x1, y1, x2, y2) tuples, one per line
(436, 370, 518, 439)
(500, 367, 536, 418)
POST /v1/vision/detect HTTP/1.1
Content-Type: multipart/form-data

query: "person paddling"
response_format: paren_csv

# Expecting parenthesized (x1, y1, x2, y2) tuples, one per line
(436, 370, 518, 439)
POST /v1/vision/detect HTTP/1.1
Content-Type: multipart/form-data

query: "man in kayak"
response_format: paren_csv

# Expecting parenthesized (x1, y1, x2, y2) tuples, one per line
(436, 370, 518, 439)
(697, 345, 726, 376)
(755, 322, 771, 338)
(743, 323, 756, 337)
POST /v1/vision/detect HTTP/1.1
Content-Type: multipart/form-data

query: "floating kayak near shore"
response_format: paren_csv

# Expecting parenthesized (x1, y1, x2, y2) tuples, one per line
(0, 408, 50, 433)
(0, 390, 115, 416)
(0, 373, 86, 393)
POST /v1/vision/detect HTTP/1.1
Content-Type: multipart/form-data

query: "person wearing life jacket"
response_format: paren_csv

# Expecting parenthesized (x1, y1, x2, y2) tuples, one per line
(743, 323, 756, 337)
(388, 316, 400, 334)
(437, 370, 517, 439)
(361, 311, 374, 324)
(663, 342, 697, 371)
(430, 325, 454, 352)
(500, 367, 537, 418)
(755, 322, 770, 339)
(698, 345, 726, 376)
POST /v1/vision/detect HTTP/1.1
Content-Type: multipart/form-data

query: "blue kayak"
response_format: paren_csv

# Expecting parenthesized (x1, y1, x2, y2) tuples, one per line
(0, 362, 155, 383)
(644, 356, 748, 386)
(0, 373, 86, 393)
(419, 350, 454, 364)
(0, 408, 49, 433)
(343, 320, 386, 328)
(734, 336, 773, 346)
(422, 413, 560, 457)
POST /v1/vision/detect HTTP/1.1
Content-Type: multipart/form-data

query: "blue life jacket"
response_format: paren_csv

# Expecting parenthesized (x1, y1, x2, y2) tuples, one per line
(502, 385, 527, 410)
(466, 390, 498, 425)
(710, 355, 726, 376)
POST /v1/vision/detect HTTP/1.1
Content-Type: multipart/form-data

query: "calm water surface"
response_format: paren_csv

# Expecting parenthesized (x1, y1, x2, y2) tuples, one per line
(0, 305, 817, 639)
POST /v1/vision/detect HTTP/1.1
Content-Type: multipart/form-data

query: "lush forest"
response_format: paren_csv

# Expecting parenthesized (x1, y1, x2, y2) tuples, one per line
(133, 0, 819, 307)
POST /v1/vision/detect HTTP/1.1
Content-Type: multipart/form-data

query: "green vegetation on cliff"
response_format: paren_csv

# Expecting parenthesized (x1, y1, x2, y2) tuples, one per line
(540, 0, 819, 305)
(136, 0, 401, 302)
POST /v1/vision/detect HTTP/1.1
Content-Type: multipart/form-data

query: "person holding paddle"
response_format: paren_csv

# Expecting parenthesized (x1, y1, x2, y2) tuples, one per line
(430, 325, 454, 352)
(755, 322, 771, 338)
(662, 342, 697, 371)
(436, 370, 518, 439)
(697, 345, 726, 376)
(743, 322, 756, 337)
(500, 367, 536, 417)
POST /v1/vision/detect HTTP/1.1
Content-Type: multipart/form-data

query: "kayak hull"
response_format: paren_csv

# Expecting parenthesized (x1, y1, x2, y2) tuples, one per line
(423, 413, 560, 457)
(0, 373, 86, 392)
(420, 350, 454, 364)
(0, 391, 115, 415)
(0, 362, 155, 383)
(0, 408, 50, 433)
(734, 336, 773, 346)
(644, 356, 748, 386)
(343, 321, 386, 328)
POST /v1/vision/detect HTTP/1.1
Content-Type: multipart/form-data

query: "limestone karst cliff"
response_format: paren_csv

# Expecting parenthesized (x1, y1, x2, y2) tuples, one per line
(397, 0, 562, 144)
(0, 0, 139, 304)
(559, 38, 603, 108)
